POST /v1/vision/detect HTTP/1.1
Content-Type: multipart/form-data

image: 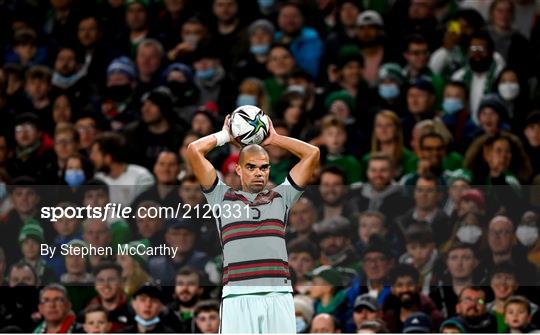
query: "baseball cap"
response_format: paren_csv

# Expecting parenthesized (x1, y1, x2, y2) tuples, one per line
(403, 312, 432, 333)
(408, 76, 435, 94)
(354, 293, 380, 311)
(133, 282, 165, 303)
(165, 218, 198, 233)
(356, 10, 383, 27)
(525, 111, 540, 127)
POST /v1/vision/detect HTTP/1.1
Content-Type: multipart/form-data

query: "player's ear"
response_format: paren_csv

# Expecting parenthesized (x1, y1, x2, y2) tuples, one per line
(235, 163, 241, 177)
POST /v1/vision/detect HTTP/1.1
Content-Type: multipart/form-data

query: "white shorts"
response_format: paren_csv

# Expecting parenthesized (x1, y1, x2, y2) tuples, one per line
(220, 292, 296, 334)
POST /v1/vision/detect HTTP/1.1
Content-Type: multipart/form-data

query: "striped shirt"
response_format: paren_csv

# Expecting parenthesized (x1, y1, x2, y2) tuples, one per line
(203, 174, 303, 297)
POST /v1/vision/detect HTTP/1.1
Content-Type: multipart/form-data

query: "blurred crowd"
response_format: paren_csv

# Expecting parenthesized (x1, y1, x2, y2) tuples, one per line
(2, 0, 540, 333)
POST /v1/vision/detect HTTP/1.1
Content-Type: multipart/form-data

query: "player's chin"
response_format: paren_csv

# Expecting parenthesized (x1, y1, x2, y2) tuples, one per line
(249, 182, 265, 192)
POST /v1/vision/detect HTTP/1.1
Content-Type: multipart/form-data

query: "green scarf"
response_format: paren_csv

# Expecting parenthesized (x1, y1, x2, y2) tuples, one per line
(16, 140, 41, 161)
(461, 60, 498, 94)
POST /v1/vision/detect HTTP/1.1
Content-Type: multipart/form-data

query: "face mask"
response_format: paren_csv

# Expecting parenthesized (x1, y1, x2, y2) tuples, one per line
(135, 315, 160, 328)
(107, 84, 132, 102)
(258, 0, 275, 9)
(64, 169, 85, 187)
(469, 57, 492, 73)
(516, 225, 539, 247)
(236, 94, 257, 107)
(498, 82, 520, 101)
(195, 68, 216, 80)
(52, 70, 84, 89)
(296, 316, 307, 333)
(442, 97, 464, 115)
(288, 84, 306, 95)
(456, 225, 483, 244)
(378, 84, 400, 100)
(183, 34, 199, 47)
(250, 44, 270, 56)
(0, 183, 6, 199)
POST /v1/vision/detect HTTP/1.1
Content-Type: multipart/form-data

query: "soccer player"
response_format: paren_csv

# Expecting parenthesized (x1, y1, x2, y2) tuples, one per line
(186, 115, 319, 333)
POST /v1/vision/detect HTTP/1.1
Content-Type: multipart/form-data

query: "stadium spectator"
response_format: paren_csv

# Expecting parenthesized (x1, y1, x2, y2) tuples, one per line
(123, 86, 186, 169)
(286, 197, 318, 241)
(82, 305, 112, 334)
(165, 267, 205, 332)
(88, 262, 130, 332)
(34, 284, 77, 333)
(310, 312, 341, 333)
(116, 241, 151, 298)
(352, 293, 383, 332)
(193, 300, 220, 333)
(395, 173, 451, 247)
(317, 166, 351, 221)
(455, 286, 498, 332)
(430, 243, 481, 318)
(382, 264, 444, 332)
(148, 218, 208, 285)
(504, 295, 535, 333)
(287, 238, 317, 288)
(353, 153, 411, 221)
(90, 131, 154, 205)
(316, 216, 360, 275)
(275, 2, 323, 78)
(18, 220, 56, 284)
(123, 282, 174, 333)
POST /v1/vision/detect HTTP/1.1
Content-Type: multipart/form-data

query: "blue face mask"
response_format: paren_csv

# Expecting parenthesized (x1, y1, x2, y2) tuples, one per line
(442, 97, 464, 115)
(296, 317, 307, 333)
(378, 84, 400, 100)
(135, 315, 160, 328)
(258, 0, 275, 9)
(64, 169, 85, 187)
(236, 94, 257, 107)
(195, 68, 216, 80)
(250, 44, 270, 56)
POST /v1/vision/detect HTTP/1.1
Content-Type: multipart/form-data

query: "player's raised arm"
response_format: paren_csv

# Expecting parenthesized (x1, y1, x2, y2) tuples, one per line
(186, 115, 234, 189)
(262, 119, 320, 188)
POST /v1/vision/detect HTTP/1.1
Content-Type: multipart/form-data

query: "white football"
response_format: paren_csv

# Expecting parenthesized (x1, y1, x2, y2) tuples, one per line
(229, 105, 270, 146)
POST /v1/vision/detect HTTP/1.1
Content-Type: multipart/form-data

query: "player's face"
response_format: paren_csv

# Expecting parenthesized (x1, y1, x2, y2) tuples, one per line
(237, 153, 270, 193)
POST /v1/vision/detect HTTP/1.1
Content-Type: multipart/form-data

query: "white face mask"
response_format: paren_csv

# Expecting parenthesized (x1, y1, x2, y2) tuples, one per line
(516, 225, 539, 247)
(456, 225, 483, 244)
(498, 82, 520, 101)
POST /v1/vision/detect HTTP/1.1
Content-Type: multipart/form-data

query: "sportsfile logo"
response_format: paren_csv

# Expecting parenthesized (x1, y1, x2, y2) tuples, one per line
(40, 203, 182, 222)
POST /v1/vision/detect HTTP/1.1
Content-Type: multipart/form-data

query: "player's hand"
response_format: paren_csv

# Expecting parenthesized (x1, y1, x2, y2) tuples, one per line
(261, 117, 277, 147)
(223, 114, 240, 147)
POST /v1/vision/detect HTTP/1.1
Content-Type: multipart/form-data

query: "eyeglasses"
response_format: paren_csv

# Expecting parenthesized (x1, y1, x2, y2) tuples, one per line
(40, 297, 66, 305)
(15, 124, 36, 133)
(469, 45, 487, 53)
(461, 297, 485, 305)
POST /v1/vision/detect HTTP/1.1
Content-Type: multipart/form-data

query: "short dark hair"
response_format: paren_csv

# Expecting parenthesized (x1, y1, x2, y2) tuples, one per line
(93, 132, 127, 163)
(84, 304, 109, 320)
(176, 266, 202, 280)
(287, 237, 319, 260)
(447, 242, 477, 259)
(194, 300, 220, 317)
(504, 295, 531, 315)
(320, 165, 347, 184)
(389, 264, 420, 286)
(93, 261, 122, 277)
(402, 34, 428, 52)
